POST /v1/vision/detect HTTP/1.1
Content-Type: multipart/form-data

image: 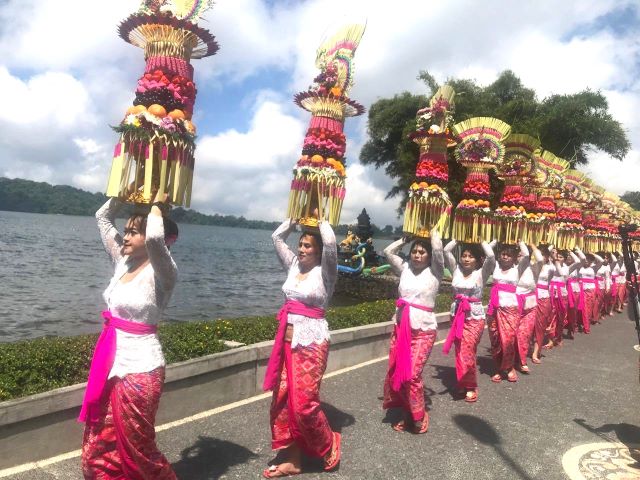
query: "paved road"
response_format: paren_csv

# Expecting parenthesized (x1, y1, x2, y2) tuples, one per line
(5, 313, 640, 479)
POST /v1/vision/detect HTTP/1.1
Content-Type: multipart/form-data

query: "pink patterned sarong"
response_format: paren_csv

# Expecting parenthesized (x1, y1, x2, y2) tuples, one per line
(81, 367, 176, 480)
(516, 303, 537, 367)
(454, 318, 485, 390)
(488, 306, 519, 372)
(270, 340, 333, 458)
(534, 295, 552, 349)
(383, 328, 437, 421)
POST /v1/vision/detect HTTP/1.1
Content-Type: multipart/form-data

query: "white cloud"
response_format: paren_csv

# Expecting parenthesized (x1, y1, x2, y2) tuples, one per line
(1, 0, 639, 223)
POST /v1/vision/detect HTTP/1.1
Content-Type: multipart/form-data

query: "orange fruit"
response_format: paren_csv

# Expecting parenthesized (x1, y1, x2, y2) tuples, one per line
(147, 104, 167, 117)
(168, 109, 186, 120)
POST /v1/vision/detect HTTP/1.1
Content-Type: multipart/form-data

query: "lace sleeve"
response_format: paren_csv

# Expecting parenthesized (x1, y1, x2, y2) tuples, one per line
(95, 198, 123, 266)
(517, 241, 531, 277)
(384, 238, 407, 276)
(319, 221, 338, 297)
(145, 213, 177, 292)
(481, 241, 496, 284)
(443, 239, 458, 275)
(430, 230, 445, 281)
(272, 220, 296, 270)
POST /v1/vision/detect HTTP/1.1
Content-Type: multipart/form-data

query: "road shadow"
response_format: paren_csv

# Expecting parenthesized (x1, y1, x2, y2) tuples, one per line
(381, 384, 434, 425)
(453, 414, 535, 480)
(477, 353, 496, 376)
(574, 419, 640, 465)
(172, 436, 257, 480)
(431, 363, 461, 398)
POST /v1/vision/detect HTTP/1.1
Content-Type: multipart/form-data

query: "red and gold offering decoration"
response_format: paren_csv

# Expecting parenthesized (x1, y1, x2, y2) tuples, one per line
(403, 85, 456, 237)
(106, 0, 217, 206)
(287, 24, 366, 227)
(493, 134, 539, 244)
(451, 117, 511, 242)
(527, 151, 568, 245)
(555, 169, 587, 250)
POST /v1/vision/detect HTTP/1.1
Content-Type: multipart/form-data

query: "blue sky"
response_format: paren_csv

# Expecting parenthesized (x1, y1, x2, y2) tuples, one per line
(1, 0, 639, 227)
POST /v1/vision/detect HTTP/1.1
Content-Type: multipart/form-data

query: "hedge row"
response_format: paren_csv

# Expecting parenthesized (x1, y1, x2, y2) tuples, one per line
(0, 294, 459, 402)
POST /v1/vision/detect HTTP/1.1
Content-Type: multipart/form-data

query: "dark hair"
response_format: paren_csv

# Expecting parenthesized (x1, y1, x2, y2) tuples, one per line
(557, 249, 569, 259)
(460, 243, 484, 269)
(127, 213, 179, 244)
(410, 239, 432, 255)
(585, 253, 595, 263)
(498, 243, 518, 256)
(539, 245, 550, 258)
(299, 231, 323, 258)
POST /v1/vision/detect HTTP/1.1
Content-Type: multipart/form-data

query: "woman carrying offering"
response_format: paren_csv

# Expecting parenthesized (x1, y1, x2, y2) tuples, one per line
(531, 246, 556, 364)
(545, 249, 574, 347)
(487, 242, 530, 383)
(443, 240, 495, 402)
(263, 218, 340, 478)
(576, 249, 604, 333)
(80, 193, 178, 480)
(595, 251, 610, 322)
(382, 229, 444, 434)
(565, 250, 583, 340)
(514, 245, 543, 374)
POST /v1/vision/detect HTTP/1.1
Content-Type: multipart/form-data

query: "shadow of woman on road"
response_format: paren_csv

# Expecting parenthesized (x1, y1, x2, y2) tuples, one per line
(172, 436, 257, 480)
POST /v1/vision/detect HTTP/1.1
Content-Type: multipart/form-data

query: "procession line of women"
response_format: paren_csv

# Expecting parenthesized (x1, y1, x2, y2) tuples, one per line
(78, 201, 631, 479)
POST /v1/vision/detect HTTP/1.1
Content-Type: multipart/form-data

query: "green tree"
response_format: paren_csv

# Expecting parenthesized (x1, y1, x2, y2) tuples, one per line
(621, 192, 640, 211)
(360, 70, 631, 213)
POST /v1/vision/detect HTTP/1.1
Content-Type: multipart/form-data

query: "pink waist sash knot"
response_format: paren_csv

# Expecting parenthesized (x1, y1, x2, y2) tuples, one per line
(578, 278, 599, 310)
(78, 311, 158, 424)
(549, 281, 566, 312)
(517, 291, 537, 313)
(263, 300, 325, 391)
(443, 294, 480, 355)
(567, 278, 579, 307)
(487, 282, 517, 317)
(391, 299, 434, 391)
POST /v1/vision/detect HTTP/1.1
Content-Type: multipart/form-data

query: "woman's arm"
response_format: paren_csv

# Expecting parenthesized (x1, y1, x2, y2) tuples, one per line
(272, 219, 296, 270)
(95, 198, 123, 265)
(530, 245, 544, 281)
(146, 203, 178, 292)
(593, 253, 604, 272)
(517, 241, 531, 277)
(568, 251, 581, 274)
(481, 241, 496, 284)
(443, 239, 458, 275)
(430, 228, 445, 281)
(319, 221, 338, 295)
(383, 238, 407, 277)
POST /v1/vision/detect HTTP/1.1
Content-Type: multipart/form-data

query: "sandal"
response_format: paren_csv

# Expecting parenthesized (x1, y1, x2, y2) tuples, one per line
(392, 420, 406, 432)
(542, 342, 554, 350)
(413, 413, 429, 434)
(531, 357, 542, 365)
(465, 390, 478, 403)
(491, 373, 503, 383)
(263, 465, 301, 478)
(519, 365, 530, 374)
(323, 432, 341, 471)
(507, 371, 518, 382)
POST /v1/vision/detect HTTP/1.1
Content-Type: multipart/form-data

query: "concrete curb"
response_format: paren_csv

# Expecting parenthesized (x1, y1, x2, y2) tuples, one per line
(0, 312, 451, 470)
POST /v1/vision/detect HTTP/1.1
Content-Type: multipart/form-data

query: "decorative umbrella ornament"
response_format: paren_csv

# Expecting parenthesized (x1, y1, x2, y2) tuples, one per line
(555, 169, 587, 250)
(494, 134, 539, 244)
(106, 0, 218, 206)
(450, 117, 511, 242)
(403, 85, 456, 238)
(287, 24, 366, 228)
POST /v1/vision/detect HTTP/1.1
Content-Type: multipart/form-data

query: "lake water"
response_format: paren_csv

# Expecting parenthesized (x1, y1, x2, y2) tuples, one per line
(0, 210, 393, 342)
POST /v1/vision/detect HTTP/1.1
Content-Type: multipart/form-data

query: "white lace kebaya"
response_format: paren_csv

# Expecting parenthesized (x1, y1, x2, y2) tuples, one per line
(96, 199, 177, 379)
(383, 234, 445, 331)
(272, 220, 337, 348)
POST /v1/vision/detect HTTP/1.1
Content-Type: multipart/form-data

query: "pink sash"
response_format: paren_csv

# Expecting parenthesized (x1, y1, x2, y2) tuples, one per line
(391, 299, 434, 391)
(263, 300, 325, 391)
(443, 294, 480, 355)
(549, 280, 566, 312)
(517, 291, 537, 313)
(487, 282, 517, 317)
(578, 278, 599, 311)
(567, 278, 580, 307)
(78, 311, 158, 424)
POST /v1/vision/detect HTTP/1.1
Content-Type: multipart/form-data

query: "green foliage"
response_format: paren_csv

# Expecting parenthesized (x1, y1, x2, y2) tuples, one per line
(361, 70, 631, 212)
(621, 191, 640, 211)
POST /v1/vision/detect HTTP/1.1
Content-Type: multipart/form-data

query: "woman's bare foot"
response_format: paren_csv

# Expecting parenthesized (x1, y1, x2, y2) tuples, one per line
(264, 445, 302, 477)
